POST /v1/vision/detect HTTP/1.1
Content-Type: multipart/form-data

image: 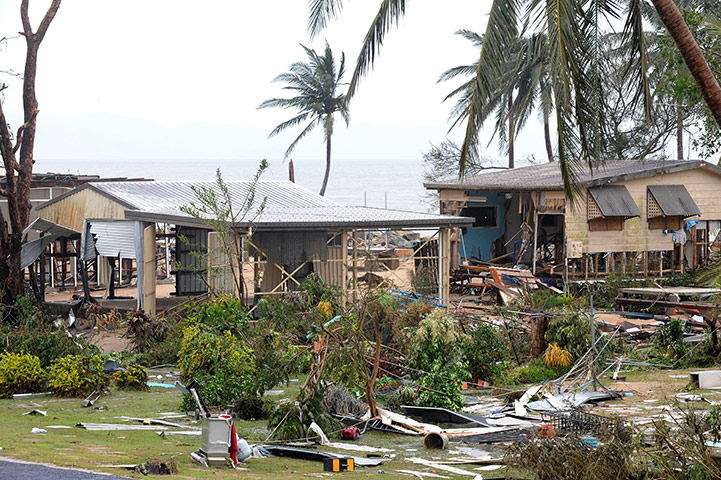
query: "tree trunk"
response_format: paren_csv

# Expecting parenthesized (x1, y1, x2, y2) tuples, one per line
(676, 104, 684, 160)
(365, 314, 382, 418)
(319, 120, 332, 196)
(531, 316, 549, 359)
(0, 0, 62, 314)
(543, 106, 554, 163)
(507, 95, 515, 169)
(651, 0, 721, 128)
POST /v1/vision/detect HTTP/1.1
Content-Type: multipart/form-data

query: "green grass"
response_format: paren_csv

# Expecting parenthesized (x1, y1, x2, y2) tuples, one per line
(0, 379, 510, 479)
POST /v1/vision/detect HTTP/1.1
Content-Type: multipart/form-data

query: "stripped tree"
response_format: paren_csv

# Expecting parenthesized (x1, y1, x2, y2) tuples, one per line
(0, 0, 62, 312)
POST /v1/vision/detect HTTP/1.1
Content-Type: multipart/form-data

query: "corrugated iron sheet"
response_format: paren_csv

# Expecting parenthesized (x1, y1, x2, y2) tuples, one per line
(587, 185, 641, 218)
(89, 220, 137, 259)
(647, 185, 701, 217)
(254, 230, 328, 266)
(39, 180, 473, 229)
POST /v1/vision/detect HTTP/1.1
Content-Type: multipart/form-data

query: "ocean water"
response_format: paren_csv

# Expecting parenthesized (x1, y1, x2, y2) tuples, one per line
(38, 157, 434, 213)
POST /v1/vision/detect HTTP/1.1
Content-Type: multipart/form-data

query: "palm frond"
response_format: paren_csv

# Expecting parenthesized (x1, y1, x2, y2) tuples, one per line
(268, 112, 312, 138)
(458, 0, 521, 176)
(285, 117, 321, 158)
(308, 0, 344, 39)
(622, 0, 652, 118)
(347, 0, 407, 99)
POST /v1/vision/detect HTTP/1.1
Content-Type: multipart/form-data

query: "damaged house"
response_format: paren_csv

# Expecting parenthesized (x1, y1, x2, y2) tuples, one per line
(33, 180, 471, 313)
(425, 159, 721, 279)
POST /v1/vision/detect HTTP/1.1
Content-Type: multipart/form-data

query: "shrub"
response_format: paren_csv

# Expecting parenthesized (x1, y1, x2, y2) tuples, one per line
(406, 309, 468, 410)
(180, 368, 258, 411)
(417, 369, 465, 410)
(0, 352, 46, 398)
(48, 354, 109, 397)
(1, 330, 86, 368)
(322, 386, 366, 417)
(545, 314, 598, 361)
(184, 296, 250, 337)
(504, 358, 571, 385)
(300, 273, 340, 304)
(177, 324, 257, 409)
(232, 396, 273, 420)
(543, 343, 572, 367)
(178, 324, 254, 379)
(463, 322, 508, 381)
(406, 309, 469, 382)
(384, 385, 419, 411)
(113, 365, 149, 390)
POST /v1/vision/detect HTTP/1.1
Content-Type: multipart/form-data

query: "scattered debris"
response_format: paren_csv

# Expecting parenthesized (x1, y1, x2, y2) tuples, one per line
(134, 458, 178, 475)
(12, 392, 52, 400)
(401, 406, 490, 426)
(76, 423, 196, 432)
(22, 409, 47, 416)
(689, 370, 721, 389)
(81, 391, 101, 408)
(396, 469, 449, 479)
(407, 458, 483, 479)
(30, 428, 47, 434)
(423, 432, 448, 450)
(263, 445, 384, 467)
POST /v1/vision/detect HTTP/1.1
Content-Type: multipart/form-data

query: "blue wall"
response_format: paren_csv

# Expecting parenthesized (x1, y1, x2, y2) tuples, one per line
(459, 190, 507, 261)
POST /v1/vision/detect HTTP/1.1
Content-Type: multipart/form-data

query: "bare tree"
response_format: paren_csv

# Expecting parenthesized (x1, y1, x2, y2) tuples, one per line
(0, 0, 62, 312)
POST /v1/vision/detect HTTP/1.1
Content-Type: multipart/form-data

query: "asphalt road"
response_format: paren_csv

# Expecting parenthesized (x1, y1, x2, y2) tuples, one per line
(0, 458, 130, 480)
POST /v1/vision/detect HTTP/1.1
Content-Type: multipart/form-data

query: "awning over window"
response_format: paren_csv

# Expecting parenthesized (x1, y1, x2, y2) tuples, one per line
(587, 185, 641, 218)
(647, 185, 701, 217)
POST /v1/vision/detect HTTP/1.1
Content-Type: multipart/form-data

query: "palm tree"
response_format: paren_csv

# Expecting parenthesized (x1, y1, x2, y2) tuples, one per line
(307, 0, 721, 198)
(259, 42, 350, 196)
(440, 30, 555, 166)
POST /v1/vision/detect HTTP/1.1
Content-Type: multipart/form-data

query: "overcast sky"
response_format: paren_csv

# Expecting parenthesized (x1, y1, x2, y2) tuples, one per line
(0, 0, 562, 168)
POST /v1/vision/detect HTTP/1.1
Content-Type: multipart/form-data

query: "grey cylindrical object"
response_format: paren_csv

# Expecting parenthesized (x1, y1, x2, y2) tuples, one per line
(423, 432, 448, 450)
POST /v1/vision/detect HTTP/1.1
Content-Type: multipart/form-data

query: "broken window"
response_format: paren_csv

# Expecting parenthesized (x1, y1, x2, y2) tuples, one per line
(461, 206, 498, 228)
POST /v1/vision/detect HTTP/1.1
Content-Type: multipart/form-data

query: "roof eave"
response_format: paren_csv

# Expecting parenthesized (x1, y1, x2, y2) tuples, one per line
(124, 210, 474, 231)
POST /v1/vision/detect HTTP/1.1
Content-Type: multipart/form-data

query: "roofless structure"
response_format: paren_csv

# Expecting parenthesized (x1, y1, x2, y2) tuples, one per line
(425, 159, 721, 280)
(35, 180, 472, 313)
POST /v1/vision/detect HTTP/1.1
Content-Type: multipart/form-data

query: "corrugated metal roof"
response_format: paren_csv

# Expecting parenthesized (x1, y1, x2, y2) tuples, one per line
(23, 217, 79, 237)
(44, 180, 472, 229)
(588, 185, 641, 218)
(425, 159, 721, 191)
(648, 185, 701, 217)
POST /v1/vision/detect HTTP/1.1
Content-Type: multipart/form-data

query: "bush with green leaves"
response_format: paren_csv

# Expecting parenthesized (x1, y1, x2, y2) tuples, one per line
(48, 354, 109, 397)
(463, 321, 508, 381)
(503, 358, 571, 385)
(417, 369, 465, 410)
(113, 364, 149, 390)
(406, 309, 468, 409)
(0, 297, 88, 367)
(0, 352, 46, 397)
(178, 323, 257, 409)
(545, 314, 599, 361)
(1, 329, 86, 367)
(184, 296, 251, 337)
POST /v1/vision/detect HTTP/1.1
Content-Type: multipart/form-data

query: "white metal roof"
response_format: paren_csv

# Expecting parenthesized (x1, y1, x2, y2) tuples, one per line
(40, 180, 472, 230)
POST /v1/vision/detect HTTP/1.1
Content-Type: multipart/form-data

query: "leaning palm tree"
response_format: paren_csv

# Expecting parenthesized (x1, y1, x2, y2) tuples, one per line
(308, 0, 721, 198)
(259, 42, 350, 196)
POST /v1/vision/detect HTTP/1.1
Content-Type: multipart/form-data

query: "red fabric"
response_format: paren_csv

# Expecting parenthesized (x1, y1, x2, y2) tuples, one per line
(228, 420, 238, 465)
